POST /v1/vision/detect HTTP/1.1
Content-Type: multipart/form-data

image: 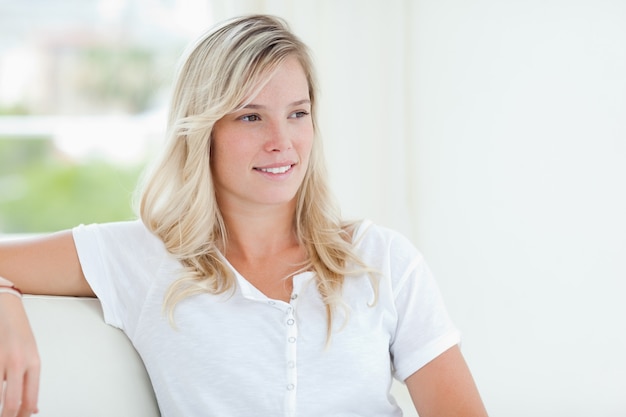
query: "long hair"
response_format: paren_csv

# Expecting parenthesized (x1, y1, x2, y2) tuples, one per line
(138, 14, 376, 337)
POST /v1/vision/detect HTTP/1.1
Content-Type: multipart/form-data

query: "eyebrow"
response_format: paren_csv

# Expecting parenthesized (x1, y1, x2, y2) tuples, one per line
(243, 99, 311, 109)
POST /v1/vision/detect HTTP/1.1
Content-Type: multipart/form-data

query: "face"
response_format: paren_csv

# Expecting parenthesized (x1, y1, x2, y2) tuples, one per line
(211, 56, 314, 214)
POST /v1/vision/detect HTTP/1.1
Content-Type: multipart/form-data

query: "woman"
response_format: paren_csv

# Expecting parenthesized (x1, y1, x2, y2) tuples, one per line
(0, 15, 488, 417)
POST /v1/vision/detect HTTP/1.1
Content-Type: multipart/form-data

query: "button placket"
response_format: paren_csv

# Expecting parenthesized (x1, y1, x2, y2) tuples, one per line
(284, 297, 299, 416)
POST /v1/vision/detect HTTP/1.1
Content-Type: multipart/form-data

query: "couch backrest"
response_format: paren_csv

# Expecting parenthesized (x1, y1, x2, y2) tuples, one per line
(23, 295, 160, 417)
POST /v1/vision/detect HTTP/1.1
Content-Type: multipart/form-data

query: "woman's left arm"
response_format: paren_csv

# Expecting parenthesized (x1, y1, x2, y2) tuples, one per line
(405, 345, 489, 417)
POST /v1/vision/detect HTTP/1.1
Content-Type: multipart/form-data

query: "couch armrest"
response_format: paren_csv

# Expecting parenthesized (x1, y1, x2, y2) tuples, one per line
(23, 295, 160, 417)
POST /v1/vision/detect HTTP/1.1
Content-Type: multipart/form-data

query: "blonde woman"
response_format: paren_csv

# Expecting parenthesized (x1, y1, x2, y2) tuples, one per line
(0, 15, 488, 417)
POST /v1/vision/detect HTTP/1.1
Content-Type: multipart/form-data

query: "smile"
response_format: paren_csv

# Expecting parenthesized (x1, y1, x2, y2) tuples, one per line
(256, 165, 293, 174)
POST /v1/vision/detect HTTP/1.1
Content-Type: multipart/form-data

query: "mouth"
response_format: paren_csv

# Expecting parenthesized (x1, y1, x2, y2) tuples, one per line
(254, 164, 294, 174)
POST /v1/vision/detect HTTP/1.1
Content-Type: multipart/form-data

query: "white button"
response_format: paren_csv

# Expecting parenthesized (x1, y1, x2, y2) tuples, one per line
(287, 383, 295, 391)
(288, 337, 296, 343)
(288, 361, 296, 368)
(291, 294, 298, 300)
(287, 319, 295, 325)
(268, 300, 276, 305)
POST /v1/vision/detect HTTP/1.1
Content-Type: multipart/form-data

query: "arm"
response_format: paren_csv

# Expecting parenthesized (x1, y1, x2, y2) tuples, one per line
(405, 345, 488, 417)
(0, 230, 93, 417)
(0, 230, 93, 297)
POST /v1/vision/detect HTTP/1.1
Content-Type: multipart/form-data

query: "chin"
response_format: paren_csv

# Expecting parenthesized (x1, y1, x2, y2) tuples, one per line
(257, 192, 299, 207)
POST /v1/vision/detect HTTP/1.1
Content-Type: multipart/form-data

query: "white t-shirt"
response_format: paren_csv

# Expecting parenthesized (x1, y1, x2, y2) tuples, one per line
(72, 219, 460, 417)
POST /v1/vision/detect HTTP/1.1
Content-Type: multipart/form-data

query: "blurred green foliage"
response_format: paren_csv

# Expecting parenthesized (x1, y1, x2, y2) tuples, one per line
(0, 43, 163, 233)
(75, 46, 164, 113)
(0, 137, 142, 233)
(0, 105, 30, 116)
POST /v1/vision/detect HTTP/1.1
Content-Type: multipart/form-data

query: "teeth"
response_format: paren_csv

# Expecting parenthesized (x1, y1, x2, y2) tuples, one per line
(259, 165, 291, 174)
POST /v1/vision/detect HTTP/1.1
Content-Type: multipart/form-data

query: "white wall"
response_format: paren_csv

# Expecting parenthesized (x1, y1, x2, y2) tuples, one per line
(407, 2, 626, 416)
(217, 1, 626, 415)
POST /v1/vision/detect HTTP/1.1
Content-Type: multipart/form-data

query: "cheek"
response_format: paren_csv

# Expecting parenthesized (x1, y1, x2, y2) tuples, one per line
(302, 136, 314, 164)
(212, 145, 234, 178)
(210, 134, 236, 180)
(211, 135, 256, 181)
(296, 125, 315, 156)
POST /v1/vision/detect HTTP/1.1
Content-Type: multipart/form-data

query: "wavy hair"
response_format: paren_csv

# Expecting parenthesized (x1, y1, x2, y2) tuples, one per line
(137, 14, 376, 338)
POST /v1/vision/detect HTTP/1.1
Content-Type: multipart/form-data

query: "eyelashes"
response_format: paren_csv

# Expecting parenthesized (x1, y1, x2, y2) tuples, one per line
(239, 110, 310, 122)
(240, 114, 261, 122)
(289, 111, 310, 119)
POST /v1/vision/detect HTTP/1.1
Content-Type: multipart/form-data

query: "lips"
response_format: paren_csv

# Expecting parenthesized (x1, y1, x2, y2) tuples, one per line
(253, 160, 297, 175)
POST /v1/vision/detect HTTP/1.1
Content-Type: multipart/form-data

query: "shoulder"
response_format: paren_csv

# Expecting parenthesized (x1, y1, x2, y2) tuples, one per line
(352, 219, 422, 265)
(350, 220, 430, 290)
(73, 219, 168, 257)
(74, 219, 152, 240)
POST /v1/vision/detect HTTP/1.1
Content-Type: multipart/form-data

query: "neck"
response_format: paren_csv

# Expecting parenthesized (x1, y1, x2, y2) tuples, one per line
(219, 201, 300, 262)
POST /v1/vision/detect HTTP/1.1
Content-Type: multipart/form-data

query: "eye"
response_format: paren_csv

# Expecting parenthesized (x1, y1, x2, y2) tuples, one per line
(240, 114, 261, 122)
(289, 111, 310, 119)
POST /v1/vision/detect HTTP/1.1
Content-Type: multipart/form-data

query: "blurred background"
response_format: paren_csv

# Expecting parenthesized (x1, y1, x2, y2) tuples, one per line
(1, 0, 624, 416)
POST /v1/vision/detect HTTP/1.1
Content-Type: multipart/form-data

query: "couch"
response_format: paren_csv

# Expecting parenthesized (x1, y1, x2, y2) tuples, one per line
(23, 296, 160, 417)
(23, 295, 417, 417)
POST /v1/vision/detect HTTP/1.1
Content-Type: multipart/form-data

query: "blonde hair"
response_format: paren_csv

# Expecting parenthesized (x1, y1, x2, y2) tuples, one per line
(138, 15, 375, 337)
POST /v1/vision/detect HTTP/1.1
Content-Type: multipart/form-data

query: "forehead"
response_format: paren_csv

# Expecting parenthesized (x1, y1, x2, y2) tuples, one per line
(242, 56, 310, 106)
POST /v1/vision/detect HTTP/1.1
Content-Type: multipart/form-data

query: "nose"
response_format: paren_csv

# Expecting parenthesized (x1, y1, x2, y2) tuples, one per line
(264, 120, 292, 152)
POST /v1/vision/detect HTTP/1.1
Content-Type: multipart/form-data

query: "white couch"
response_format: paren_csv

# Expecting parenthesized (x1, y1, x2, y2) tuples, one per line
(23, 295, 417, 417)
(23, 296, 160, 417)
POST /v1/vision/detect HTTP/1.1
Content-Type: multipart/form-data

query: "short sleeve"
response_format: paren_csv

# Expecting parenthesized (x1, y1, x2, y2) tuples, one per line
(389, 249, 461, 381)
(72, 220, 168, 333)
